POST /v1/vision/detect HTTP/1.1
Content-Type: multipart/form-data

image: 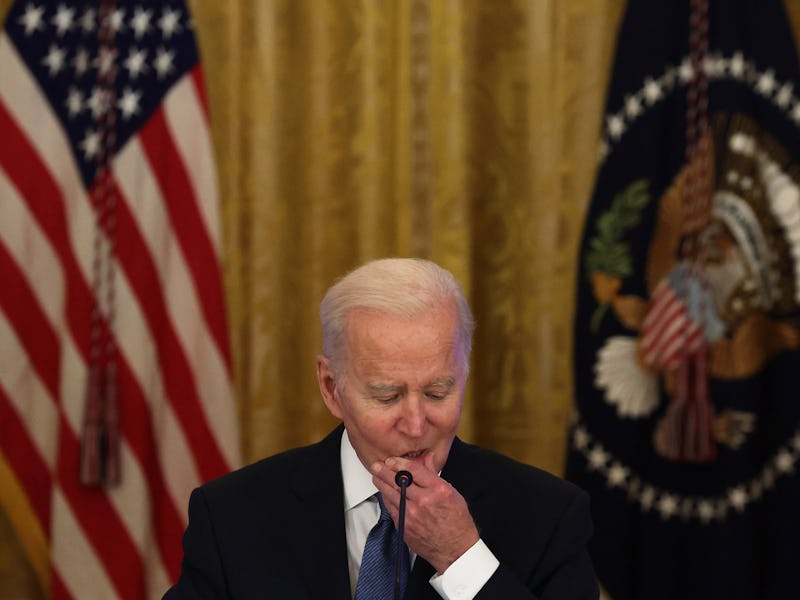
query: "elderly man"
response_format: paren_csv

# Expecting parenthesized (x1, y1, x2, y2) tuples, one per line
(164, 258, 598, 600)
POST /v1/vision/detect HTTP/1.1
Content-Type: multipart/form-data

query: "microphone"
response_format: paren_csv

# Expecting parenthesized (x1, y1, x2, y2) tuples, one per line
(395, 470, 412, 488)
(394, 470, 413, 600)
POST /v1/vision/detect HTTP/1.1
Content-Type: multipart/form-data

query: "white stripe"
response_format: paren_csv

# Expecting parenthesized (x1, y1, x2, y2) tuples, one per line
(0, 169, 67, 331)
(156, 408, 197, 527)
(115, 136, 239, 468)
(146, 548, 172, 600)
(163, 74, 222, 255)
(51, 488, 120, 600)
(0, 313, 59, 471)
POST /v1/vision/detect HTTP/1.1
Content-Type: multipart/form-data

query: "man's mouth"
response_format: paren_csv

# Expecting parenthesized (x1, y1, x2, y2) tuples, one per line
(402, 449, 427, 459)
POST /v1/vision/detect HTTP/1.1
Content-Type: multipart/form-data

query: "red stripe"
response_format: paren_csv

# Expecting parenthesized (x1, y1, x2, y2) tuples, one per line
(0, 242, 61, 399)
(0, 386, 53, 532)
(93, 177, 230, 482)
(51, 567, 72, 600)
(137, 107, 233, 371)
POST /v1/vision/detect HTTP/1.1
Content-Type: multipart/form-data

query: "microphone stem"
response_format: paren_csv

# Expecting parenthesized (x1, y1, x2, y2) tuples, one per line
(395, 481, 408, 600)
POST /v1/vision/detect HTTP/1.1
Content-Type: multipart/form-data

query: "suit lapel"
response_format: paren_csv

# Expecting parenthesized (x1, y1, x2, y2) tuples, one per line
(287, 426, 352, 600)
(440, 437, 488, 505)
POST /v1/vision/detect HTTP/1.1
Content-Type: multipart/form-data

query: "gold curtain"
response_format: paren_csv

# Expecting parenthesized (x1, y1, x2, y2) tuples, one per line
(196, 0, 626, 471)
(5, 1, 800, 598)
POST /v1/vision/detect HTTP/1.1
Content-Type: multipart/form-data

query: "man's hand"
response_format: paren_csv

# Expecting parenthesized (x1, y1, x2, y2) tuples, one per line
(371, 454, 480, 574)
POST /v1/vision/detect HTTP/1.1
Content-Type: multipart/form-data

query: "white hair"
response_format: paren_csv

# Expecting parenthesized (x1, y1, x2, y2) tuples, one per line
(319, 258, 474, 376)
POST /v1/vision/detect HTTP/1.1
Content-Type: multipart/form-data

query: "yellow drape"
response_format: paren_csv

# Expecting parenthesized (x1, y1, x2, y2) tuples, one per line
(191, 0, 625, 471)
(4, 1, 800, 598)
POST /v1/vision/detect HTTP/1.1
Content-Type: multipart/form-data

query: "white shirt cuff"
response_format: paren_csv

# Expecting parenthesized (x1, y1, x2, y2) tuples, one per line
(428, 538, 500, 600)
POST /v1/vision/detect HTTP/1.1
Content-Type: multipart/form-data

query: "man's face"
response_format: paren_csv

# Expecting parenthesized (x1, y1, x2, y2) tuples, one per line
(317, 303, 466, 474)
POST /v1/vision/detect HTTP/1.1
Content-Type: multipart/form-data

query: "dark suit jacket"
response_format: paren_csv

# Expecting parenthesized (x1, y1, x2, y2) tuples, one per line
(164, 426, 598, 599)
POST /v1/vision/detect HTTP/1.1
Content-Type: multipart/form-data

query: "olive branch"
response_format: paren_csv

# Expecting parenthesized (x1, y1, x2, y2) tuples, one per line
(584, 179, 650, 331)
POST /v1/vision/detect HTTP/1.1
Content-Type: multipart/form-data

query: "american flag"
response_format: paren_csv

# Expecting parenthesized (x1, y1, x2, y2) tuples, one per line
(0, 2, 240, 599)
(640, 276, 705, 370)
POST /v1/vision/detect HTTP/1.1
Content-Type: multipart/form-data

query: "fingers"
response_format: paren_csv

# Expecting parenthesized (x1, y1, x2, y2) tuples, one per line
(369, 456, 480, 573)
(371, 455, 437, 488)
(369, 456, 433, 518)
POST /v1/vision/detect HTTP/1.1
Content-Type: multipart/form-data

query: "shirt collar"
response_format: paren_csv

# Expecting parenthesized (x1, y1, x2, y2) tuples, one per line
(340, 428, 378, 511)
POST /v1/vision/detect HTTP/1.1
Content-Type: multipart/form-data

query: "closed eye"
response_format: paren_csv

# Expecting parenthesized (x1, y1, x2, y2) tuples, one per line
(367, 383, 404, 405)
(424, 378, 455, 401)
(375, 394, 400, 404)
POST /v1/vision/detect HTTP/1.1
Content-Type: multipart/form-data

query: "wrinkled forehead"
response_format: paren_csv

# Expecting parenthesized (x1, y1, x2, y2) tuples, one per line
(344, 305, 461, 363)
(345, 303, 458, 341)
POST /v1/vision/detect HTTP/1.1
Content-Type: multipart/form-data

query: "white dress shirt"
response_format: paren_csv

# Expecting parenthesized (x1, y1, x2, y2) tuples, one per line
(340, 430, 499, 600)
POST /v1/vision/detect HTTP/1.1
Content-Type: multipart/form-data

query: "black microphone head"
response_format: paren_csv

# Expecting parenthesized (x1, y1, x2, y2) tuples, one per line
(395, 470, 413, 487)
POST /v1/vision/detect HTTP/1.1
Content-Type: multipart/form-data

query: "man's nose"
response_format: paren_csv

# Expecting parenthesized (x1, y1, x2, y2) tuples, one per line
(398, 396, 426, 437)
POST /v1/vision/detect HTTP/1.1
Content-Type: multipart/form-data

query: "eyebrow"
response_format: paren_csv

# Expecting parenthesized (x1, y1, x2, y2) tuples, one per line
(365, 377, 455, 395)
(425, 377, 456, 390)
(366, 383, 405, 395)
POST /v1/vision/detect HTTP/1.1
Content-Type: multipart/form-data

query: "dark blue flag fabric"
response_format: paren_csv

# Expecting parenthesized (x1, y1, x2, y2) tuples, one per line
(567, 1, 800, 599)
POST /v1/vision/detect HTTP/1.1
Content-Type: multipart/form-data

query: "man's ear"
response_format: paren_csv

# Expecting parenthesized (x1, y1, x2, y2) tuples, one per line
(316, 355, 343, 419)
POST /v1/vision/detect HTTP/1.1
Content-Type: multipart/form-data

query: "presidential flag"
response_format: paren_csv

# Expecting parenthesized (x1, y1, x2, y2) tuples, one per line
(0, 1, 239, 598)
(568, 0, 800, 598)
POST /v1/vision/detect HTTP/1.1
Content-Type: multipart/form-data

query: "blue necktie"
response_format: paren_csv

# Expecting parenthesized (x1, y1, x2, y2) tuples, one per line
(355, 493, 410, 600)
